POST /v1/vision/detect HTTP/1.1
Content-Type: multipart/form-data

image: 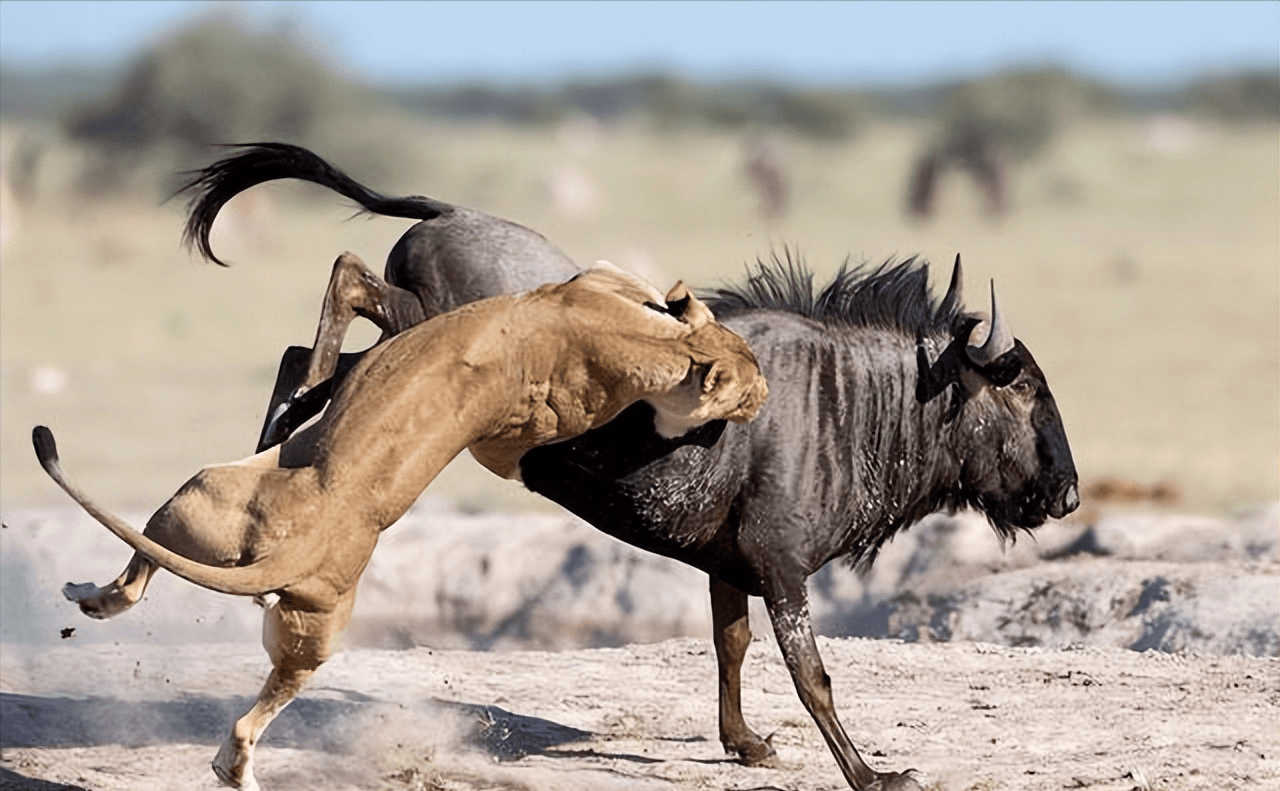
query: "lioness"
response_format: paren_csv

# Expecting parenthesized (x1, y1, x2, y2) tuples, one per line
(35, 257, 767, 791)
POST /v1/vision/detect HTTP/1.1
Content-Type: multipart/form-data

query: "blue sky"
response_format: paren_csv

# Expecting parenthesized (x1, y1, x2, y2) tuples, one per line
(1, 1, 1276, 87)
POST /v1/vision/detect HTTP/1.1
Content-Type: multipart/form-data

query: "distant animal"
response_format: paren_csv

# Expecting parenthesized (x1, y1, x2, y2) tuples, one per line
(37, 261, 767, 791)
(906, 121, 1007, 219)
(181, 145, 1079, 790)
(743, 132, 790, 219)
(1084, 476, 1180, 506)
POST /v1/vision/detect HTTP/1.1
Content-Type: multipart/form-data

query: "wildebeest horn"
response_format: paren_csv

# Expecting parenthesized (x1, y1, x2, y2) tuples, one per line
(965, 280, 1014, 366)
(938, 254, 963, 317)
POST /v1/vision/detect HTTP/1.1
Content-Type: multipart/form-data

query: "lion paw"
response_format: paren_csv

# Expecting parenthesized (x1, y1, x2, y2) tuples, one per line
(212, 738, 258, 791)
(62, 581, 134, 620)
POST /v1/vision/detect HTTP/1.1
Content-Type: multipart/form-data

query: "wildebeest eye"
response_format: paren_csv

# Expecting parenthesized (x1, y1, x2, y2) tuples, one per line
(1008, 380, 1035, 397)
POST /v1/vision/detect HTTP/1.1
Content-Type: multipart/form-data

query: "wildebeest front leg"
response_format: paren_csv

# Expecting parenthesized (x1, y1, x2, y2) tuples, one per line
(710, 575, 775, 764)
(763, 583, 921, 791)
(258, 252, 425, 451)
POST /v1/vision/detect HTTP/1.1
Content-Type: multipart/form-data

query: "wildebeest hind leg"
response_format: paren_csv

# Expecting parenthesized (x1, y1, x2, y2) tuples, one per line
(63, 553, 157, 619)
(258, 252, 425, 451)
(301, 252, 425, 390)
(710, 576, 775, 765)
(213, 593, 354, 791)
(763, 582, 921, 791)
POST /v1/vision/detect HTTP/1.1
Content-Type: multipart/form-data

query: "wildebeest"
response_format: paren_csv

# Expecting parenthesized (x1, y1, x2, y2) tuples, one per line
(743, 131, 790, 219)
(520, 259, 1079, 790)
(906, 120, 1008, 220)
(178, 144, 1079, 790)
(41, 262, 767, 791)
(179, 142, 582, 450)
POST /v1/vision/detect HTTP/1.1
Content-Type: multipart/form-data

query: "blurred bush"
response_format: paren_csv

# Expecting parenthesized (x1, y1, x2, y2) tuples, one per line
(931, 67, 1125, 161)
(59, 10, 404, 194)
(1183, 69, 1280, 122)
(0, 65, 119, 121)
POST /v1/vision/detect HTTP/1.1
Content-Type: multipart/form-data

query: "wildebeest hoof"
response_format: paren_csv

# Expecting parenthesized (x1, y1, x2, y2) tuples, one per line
(257, 398, 297, 451)
(865, 768, 922, 791)
(732, 733, 778, 766)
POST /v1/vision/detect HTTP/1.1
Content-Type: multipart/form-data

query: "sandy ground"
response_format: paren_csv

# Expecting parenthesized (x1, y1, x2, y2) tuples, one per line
(2, 502, 1276, 791)
(2, 639, 1276, 791)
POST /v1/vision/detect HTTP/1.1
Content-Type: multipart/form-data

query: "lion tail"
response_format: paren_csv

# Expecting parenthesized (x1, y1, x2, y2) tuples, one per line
(33, 426, 319, 597)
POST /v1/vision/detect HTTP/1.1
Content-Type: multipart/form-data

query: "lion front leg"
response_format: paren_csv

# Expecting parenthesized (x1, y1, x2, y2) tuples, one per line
(213, 593, 353, 790)
(63, 552, 157, 619)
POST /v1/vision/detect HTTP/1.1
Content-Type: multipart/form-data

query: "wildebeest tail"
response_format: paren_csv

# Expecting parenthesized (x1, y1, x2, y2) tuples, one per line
(32, 426, 321, 597)
(177, 141, 457, 266)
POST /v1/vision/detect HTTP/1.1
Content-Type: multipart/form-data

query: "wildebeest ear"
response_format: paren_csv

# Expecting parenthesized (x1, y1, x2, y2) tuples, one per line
(956, 317, 1024, 387)
(916, 336, 961, 404)
(974, 348, 1024, 387)
(665, 281, 715, 328)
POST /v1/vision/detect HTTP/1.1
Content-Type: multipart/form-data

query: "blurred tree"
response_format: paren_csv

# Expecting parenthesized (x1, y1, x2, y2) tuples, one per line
(935, 67, 1122, 161)
(769, 87, 863, 141)
(1185, 70, 1280, 122)
(396, 72, 870, 140)
(68, 11, 372, 151)
(63, 9, 393, 193)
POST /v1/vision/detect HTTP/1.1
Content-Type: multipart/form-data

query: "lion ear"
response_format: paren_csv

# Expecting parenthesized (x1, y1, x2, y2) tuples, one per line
(664, 281, 715, 329)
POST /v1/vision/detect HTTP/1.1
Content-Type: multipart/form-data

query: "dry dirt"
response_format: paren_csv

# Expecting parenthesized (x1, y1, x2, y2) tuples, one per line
(2, 637, 1276, 791)
(2, 502, 1276, 791)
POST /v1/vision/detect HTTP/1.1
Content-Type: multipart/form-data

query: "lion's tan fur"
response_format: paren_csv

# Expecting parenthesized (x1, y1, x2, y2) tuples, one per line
(42, 256, 766, 791)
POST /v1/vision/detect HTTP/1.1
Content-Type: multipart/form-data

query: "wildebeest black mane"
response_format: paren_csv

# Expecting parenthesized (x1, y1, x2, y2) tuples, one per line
(704, 248, 960, 338)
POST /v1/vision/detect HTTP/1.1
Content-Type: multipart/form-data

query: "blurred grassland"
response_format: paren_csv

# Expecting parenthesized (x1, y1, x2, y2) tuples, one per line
(1, 117, 1276, 515)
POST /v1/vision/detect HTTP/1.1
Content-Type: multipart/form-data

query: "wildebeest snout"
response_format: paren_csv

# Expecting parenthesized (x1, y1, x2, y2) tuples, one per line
(1050, 479, 1080, 519)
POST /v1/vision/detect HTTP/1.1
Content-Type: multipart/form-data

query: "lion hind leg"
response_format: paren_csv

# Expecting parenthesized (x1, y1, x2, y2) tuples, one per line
(63, 553, 157, 620)
(212, 663, 314, 791)
(213, 594, 353, 790)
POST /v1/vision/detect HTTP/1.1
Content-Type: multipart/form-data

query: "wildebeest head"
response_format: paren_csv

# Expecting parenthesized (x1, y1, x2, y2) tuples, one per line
(916, 258, 1079, 535)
